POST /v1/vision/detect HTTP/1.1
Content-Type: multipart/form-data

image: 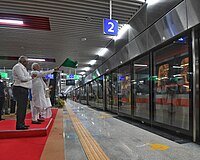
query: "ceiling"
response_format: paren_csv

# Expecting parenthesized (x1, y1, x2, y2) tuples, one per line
(0, 0, 145, 74)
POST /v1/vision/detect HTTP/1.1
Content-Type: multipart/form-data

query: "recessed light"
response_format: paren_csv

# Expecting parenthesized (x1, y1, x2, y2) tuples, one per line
(81, 37, 87, 41)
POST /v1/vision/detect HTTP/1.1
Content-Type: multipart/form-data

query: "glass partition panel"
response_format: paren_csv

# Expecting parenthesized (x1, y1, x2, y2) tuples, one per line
(97, 76, 103, 109)
(133, 55, 150, 119)
(153, 36, 190, 130)
(118, 63, 131, 115)
(112, 70, 118, 113)
(92, 80, 98, 108)
(80, 85, 87, 104)
(88, 82, 95, 107)
(106, 74, 112, 111)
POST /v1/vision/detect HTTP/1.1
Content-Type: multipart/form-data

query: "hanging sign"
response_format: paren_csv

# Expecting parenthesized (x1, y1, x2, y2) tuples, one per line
(0, 72, 8, 79)
(103, 18, 118, 36)
(66, 74, 80, 80)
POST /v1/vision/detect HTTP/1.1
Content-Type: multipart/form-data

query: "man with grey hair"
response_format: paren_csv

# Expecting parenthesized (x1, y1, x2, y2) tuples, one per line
(12, 56, 32, 130)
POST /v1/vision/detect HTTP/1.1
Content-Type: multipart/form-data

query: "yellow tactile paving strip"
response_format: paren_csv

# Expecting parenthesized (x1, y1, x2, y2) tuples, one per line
(66, 104, 110, 160)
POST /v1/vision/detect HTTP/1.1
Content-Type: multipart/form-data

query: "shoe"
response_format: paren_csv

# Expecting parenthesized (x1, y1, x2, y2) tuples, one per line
(0, 118, 5, 121)
(32, 121, 41, 124)
(37, 119, 45, 122)
(16, 126, 28, 130)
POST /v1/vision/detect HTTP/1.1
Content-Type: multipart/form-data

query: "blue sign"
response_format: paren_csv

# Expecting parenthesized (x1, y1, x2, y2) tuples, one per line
(103, 18, 118, 36)
(176, 37, 187, 43)
(69, 74, 74, 79)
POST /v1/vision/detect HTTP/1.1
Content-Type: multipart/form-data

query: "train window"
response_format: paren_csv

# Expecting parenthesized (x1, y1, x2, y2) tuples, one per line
(153, 36, 190, 130)
(133, 55, 150, 119)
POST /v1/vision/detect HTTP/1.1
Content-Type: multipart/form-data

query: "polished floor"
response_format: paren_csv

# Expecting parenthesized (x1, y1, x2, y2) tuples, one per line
(64, 100, 200, 160)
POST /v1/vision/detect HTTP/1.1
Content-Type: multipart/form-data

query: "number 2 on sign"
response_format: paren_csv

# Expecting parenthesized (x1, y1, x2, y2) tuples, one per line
(108, 22, 114, 32)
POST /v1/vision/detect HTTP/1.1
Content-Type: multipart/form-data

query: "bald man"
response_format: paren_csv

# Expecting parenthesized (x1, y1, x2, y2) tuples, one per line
(12, 56, 32, 130)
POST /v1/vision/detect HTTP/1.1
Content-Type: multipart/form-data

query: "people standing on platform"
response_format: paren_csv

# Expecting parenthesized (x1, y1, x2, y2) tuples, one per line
(31, 63, 58, 124)
(3, 81, 9, 115)
(9, 84, 16, 114)
(0, 75, 5, 120)
(12, 56, 32, 130)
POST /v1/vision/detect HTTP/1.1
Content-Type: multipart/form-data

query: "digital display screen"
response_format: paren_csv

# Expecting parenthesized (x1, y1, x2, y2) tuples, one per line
(66, 80, 75, 86)
(45, 74, 54, 79)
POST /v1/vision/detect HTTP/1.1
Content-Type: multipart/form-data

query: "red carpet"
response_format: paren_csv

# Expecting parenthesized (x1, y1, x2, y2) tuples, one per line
(0, 109, 58, 139)
(0, 137, 48, 160)
(0, 108, 59, 160)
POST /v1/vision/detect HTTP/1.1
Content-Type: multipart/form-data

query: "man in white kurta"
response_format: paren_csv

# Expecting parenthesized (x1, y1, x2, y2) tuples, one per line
(31, 63, 56, 124)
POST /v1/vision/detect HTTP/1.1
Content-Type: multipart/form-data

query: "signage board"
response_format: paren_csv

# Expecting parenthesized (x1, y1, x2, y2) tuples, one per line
(0, 72, 8, 79)
(66, 74, 80, 80)
(103, 18, 118, 36)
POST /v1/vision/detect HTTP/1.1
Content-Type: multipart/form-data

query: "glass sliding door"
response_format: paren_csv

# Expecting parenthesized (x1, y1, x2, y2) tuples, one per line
(97, 76, 103, 109)
(80, 85, 87, 105)
(118, 63, 132, 116)
(88, 82, 95, 107)
(153, 36, 191, 130)
(133, 55, 150, 119)
(112, 70, 118, 113)
(105, 74, 112, 111)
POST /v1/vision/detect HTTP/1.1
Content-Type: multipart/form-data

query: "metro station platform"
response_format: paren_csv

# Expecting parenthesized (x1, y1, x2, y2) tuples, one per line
(64, 100, 200, 160)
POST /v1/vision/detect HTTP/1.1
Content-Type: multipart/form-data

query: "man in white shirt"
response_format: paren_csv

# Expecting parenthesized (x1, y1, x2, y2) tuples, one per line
(12, 56, 32, 130)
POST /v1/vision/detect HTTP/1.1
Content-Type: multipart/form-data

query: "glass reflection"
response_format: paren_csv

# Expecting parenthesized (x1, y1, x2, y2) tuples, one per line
(105, 74, 112, 111)
(153, 37, 190, 130)
(112, 70, 118, 113)
(133, 55, 150, 119)
(118, 64, 131, 115)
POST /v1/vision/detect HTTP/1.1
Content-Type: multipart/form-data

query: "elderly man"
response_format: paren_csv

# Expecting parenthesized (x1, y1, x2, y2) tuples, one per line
(12, 56, 32, 130)
(31, 63, 58, 124)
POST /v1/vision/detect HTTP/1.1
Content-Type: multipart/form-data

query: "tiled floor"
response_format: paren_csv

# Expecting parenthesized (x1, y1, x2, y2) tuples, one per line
(64, 100, 200, 160)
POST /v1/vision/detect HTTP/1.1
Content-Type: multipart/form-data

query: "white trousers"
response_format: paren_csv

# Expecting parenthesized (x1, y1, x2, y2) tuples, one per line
(30, 101, 40, 121)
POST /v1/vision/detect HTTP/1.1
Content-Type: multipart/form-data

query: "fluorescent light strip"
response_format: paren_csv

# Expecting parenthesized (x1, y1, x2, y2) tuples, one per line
(0, 19, 24, 25)
(97, 48, 108, 57)
(28, 58, 45, 62)
(146, 0, 160, 5)
(88, 60, 96, 65)
(79, 71, 86, 75)
(113, 24, 130, 41)
(83, 67, 90, 71)
(134, 64, 148, 67)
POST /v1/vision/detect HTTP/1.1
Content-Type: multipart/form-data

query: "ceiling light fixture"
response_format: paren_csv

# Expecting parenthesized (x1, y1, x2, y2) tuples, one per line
(83, 67, 90, 71)
(134, 64, 148, 67)
(113, 24, 130, 41)
(28, 58, 45, 62)
(88, 60, 96, 65)
(0, 19, 24, 25)
(81, 37, 87, 41)
(79, 71, 86, 75)
(97, 48, 108, 57)
(146, 0, 160, 6)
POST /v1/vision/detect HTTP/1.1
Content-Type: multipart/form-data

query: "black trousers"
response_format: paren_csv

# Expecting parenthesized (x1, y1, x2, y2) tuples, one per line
(13, 86, 28, 128)
(0, 97, 5, 119)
